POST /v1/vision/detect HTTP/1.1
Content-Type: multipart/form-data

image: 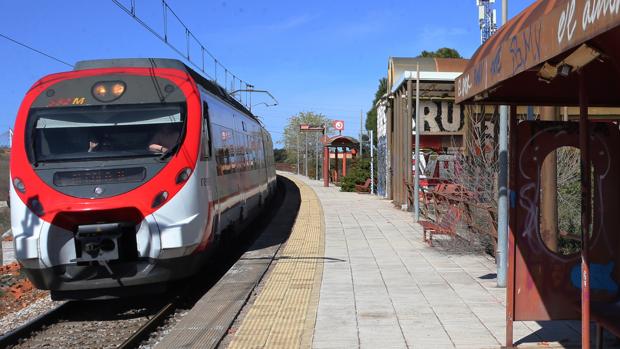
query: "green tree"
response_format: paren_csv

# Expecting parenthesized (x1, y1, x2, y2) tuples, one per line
(280, 112, 333, 174)
(365, 78, 387, 144)
(273, 148, 287, 163)
(418, 47, 462, 58)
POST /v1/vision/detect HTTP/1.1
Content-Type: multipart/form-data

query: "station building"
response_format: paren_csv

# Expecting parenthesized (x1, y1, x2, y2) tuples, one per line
(376, 57, 468, 207)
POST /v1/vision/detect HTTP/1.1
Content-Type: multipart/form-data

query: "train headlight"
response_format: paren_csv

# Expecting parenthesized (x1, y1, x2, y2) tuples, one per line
(92, 81, 126, 102)
(151, 191, 169, 208)
(13, 178, 26, 193)
(176, 168, 192, 184)
(93, 84, 107, 98)
(111, 82, 125, 97)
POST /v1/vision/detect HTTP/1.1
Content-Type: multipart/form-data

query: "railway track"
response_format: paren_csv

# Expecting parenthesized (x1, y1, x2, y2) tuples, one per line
(0, 301, 71, 348)
(0, 243, 244, 349)
(0, 177, 290, 349)
(0, 297, 174, 349)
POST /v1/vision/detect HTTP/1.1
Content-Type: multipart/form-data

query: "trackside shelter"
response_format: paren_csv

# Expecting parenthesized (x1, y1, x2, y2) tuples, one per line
(321, 135, 358, 187)
(377, 57, 467, 205)
(456, 0, 620, 347)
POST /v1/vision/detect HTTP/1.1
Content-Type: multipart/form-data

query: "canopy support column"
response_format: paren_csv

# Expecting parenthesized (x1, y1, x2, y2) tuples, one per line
(323, 145, 329, 187)
(413, 65, 421, 221)
(335, 147, 339, 183)
(506, 105, 518, 348)
(579, 72, 591, 349)
(343, 148, 347, 177)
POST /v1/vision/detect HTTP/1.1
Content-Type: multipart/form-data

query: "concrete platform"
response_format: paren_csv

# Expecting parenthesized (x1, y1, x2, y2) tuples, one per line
(224, 173, 606, 349)
(156, 176, 303, 349)
(226, 174, 324, 348)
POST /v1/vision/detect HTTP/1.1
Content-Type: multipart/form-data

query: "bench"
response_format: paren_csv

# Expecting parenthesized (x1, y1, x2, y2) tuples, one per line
(404, 180, 435, 217)
(419, 206, 462, 246)
(461, 202, 498, 256)
(355, 179, 372, 193)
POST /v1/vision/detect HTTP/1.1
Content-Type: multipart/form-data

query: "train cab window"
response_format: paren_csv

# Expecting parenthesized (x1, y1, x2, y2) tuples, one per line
(29, 104, 185, 163)
(201, 102, 211, 159)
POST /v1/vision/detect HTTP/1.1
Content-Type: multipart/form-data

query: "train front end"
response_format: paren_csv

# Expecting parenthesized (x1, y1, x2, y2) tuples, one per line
(10, 59, 207, 299)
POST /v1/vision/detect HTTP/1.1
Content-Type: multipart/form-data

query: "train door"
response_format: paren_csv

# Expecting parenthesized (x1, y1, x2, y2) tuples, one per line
(199, 100, 219, 241)
(201, 101, 217, 199)
(260, 129, 270, 194)
(254, 128, 267, 199)
(232, 114, 247, 219)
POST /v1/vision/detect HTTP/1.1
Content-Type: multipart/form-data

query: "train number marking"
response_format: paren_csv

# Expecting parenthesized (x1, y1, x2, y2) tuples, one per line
(72, 97, 86, 105)
(47, 97, 87, 107)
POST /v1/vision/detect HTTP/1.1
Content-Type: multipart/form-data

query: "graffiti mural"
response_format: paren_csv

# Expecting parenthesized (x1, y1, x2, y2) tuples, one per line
(412, 101, 465, 134)
(421, 153, 458, 183)
(512, 121, 620, 321)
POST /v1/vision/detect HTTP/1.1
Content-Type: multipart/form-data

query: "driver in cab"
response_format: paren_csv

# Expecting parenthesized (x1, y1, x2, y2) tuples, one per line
(149, 124, 180, 153)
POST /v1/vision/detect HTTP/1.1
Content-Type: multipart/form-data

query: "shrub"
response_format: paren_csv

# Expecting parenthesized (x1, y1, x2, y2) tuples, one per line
(340, 158, 371, 192)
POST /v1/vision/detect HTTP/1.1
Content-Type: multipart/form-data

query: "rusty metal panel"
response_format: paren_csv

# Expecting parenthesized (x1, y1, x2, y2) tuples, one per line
(512, 120, 620, 320)
(434, 58, 469, 72)
(456, 0, 620, 104)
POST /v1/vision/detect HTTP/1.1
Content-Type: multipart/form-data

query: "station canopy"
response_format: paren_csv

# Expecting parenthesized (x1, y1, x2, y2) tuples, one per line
(323, 135, 358, 148)
(388, 57, 468, 99)
(456, 0, 620, 107)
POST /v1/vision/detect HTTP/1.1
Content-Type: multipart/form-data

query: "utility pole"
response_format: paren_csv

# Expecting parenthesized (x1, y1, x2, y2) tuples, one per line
(305, 132, 308, 177)
(360, 110, 363, 158)
(315, 133, 319, 180)
(496, 0, 509, 288)
(297, 133, 300, 175)
(370, 130, 374, 194)
(413, 64, 421, 222)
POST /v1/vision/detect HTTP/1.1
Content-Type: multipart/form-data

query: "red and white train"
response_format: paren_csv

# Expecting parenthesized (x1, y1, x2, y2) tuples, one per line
(10, 58, 276, 299)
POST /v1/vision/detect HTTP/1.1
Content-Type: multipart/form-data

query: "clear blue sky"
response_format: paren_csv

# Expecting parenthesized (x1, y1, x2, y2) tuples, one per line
(0, 0, 533, 144)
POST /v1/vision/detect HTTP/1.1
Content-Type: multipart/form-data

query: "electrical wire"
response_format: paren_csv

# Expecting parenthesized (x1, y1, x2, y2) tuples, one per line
(0, 33, 73, 68)
(110, 0, 246, 90)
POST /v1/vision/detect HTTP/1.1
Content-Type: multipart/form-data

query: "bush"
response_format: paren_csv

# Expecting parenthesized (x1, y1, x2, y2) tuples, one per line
(340, 158, 371, 192)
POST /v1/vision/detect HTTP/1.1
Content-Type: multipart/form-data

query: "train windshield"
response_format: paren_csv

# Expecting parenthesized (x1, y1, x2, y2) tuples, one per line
(30, 104, 185, 162)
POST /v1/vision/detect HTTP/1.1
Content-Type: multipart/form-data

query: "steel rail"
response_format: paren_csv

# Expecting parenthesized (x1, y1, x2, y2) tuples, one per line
(0, 301, 72, 347)
(117, 301, 177, 349)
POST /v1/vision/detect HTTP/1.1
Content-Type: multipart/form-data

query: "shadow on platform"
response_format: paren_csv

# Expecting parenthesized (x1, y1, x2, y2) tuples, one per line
(246, 175, 302, 253)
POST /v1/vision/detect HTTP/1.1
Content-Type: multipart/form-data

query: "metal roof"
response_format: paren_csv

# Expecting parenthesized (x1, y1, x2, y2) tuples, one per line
(388, 57, 468, 98)
(456, 0, 620, 106)
(325, 135, 359, 147)
(388, 57, 468, 90)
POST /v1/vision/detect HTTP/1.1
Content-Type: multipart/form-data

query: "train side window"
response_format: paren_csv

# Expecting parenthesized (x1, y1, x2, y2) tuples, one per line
(201, 102, 212, 159)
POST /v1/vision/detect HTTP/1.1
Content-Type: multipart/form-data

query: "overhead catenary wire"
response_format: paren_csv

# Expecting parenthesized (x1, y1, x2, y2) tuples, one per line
(110, 0, 250, 105)
(0, 33, 73, 68)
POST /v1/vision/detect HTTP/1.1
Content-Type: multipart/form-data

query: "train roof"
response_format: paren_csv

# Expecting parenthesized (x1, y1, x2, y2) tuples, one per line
(74, 58, 256, 119)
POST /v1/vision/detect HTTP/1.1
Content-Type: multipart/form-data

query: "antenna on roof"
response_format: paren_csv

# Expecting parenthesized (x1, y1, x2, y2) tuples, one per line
(477, 0, 497, 43)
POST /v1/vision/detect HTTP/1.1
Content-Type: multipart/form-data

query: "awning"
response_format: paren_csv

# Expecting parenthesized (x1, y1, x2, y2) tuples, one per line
(456, 0, 620, 106)
(324, 135, 358, 148)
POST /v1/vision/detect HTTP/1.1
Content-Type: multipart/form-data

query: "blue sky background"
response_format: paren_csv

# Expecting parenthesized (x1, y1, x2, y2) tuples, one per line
(0, 0, 533, 144)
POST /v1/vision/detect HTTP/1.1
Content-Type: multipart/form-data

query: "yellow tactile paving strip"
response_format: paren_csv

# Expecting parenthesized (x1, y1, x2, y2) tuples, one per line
(227, 175, 325, 349)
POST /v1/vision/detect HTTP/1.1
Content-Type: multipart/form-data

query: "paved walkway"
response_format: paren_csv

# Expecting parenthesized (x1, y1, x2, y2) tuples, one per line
(296, 174, 585, 349)
(227, 173, 589, 348)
